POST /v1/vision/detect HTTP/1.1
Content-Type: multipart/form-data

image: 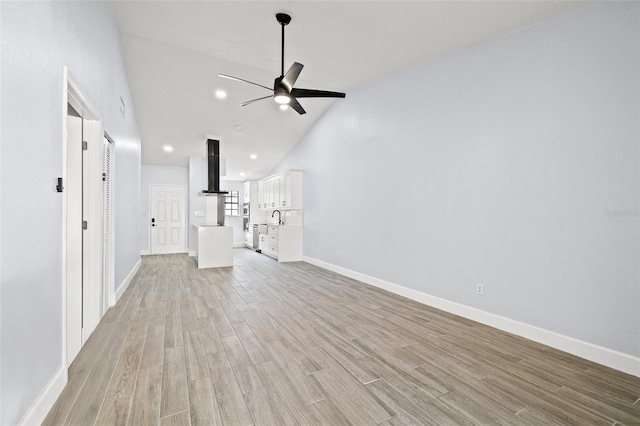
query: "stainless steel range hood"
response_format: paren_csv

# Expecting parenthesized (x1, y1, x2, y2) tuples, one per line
(202, 139, 228, 195)
(201, 139, 227, 226)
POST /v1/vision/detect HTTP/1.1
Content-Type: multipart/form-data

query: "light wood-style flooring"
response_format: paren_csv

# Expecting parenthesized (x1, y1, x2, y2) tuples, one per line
(45, 250, 640, 425)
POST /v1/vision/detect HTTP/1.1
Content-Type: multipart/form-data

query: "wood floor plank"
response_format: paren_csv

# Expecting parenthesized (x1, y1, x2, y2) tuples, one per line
(179, 292, 199, 332)
(183, 329, 209, 381)
(197, 316, 225, 354)
(318, 337, 380, 384)
(127, 365, 162, 425)
(555, 384, 640, 425)
(434, 390, 529, 426)
(366, 378, 447, 426)
(210, 307, 236, 338)
(43, 322, 116, 425)
(101, 320, 131, 360)
(160, 410, 191, 426)
(187, 377, 222, 426)
(309, 349, 394, 425)
(303, 398, 352, 426)
(416, 359, 528, 417)
(160, 346, 189, 418)
(359, 354, 447, 401)
(62, 353, 119, 426)
(207, 351, 253, 425)
(269, 356, 325, 406)
(254, 361, 314, 425)
(193, 294, 210, 319)
(232, 321, 271, 365)
(45, 251, 640, 426)
(94, 338, 145, 425)
(244, 387, 286, 426)
(140, 323, 165, 369)
(222, 335, 263, 393)
(164, 312, 184, 348)
(482, 370, 613, 425)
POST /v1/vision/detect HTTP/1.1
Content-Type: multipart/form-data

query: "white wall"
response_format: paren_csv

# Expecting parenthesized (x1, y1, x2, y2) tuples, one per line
(275, 1, 639, 360)
(0, 2, 141, 424)
(140, 164, 189, 253)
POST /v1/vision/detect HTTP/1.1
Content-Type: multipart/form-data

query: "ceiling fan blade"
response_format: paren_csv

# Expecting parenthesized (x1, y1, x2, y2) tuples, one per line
(281, 62, 304, 92)
(218, 74, 273, 91)
(288, 97, 306, 115)
(240, 95, 273, 106)
(290, 88, 346, 99)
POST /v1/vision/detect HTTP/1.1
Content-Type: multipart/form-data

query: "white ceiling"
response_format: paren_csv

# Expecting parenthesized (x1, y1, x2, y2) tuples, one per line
(108, 0, 589, 181)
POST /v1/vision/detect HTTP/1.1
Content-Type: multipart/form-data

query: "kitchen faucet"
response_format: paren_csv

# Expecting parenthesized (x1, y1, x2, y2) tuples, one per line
(272, 209, 282, 225)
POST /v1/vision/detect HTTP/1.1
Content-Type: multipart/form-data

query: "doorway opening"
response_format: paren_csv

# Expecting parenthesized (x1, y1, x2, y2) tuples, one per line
(63, 68, 105, 367)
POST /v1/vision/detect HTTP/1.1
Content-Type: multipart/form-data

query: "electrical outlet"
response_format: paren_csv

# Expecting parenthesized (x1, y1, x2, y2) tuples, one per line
(476, 283, 484, 296)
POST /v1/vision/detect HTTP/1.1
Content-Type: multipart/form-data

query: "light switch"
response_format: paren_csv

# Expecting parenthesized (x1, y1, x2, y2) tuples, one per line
(194, 211, 204, 217)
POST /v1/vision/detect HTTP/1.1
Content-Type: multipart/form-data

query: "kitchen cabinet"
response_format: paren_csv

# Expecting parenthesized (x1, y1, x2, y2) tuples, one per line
(193, 225, 233, 268)
(258, 170, 302, 210)
(243, 180, 265, 225)
(243, 181, 250, 203)
(259, 225, 302, 262)
(257, 181, 264, 209)
(243, 228, 253, 248)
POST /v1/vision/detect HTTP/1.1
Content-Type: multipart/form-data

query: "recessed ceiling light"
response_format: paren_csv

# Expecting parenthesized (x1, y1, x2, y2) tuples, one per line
(240, 172, 246, 177)
(215, 89, 227, 99)
(279, 104, 288, 111)
(250, 154, 257, 160)
(163, 145, 173, 152)
(233, 124, 244, 131)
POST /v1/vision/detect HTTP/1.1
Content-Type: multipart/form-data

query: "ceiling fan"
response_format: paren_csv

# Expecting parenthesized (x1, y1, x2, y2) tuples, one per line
(219, 13, 346, 115)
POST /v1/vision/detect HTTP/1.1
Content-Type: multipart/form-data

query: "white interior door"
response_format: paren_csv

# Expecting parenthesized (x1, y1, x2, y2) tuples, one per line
(66, 106, 83, 365)
(150, 185, 186, 254)
(65, 77, 104, 367)
(81, 118, 102, 342)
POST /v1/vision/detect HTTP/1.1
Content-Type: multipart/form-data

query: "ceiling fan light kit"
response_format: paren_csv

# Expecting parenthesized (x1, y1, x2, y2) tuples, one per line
(274, 94, 291, 104)
(218, 12, 346, 115)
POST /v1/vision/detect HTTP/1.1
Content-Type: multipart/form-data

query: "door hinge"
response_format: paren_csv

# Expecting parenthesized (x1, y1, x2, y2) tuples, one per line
(82, 141, 88, 150)
(82, 220, 88, 230)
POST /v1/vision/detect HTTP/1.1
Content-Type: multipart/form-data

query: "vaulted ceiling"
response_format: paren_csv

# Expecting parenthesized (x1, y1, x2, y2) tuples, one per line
(108, 1, 589, 181)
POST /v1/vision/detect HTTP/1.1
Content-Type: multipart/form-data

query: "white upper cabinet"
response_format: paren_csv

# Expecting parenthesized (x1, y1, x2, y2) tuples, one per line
(243, 181, 250, 203)
(243, 180, 266, 223)
(257, 180, 265, 209)
(258, 170, 302, 210)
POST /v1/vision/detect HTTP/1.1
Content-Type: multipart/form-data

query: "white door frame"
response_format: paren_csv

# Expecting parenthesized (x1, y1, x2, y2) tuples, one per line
(149, 184, 188, 254)
(62, 67, 105, 367)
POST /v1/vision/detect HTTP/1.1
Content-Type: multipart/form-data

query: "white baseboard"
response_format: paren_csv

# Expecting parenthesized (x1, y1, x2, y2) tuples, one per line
(188, 251, 196, 257)
(140, 249, 150, 256)
(19, 367, 67, 426)
(114, 258, 142, 304)
(302, 256, 640, 378)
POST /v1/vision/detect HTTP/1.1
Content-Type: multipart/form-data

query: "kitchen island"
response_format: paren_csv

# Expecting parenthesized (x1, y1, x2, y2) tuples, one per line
(193, 225, 233, 268)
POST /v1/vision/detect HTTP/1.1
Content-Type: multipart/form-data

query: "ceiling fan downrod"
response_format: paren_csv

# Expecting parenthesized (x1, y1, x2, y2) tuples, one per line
(276, 13, 291, 77)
